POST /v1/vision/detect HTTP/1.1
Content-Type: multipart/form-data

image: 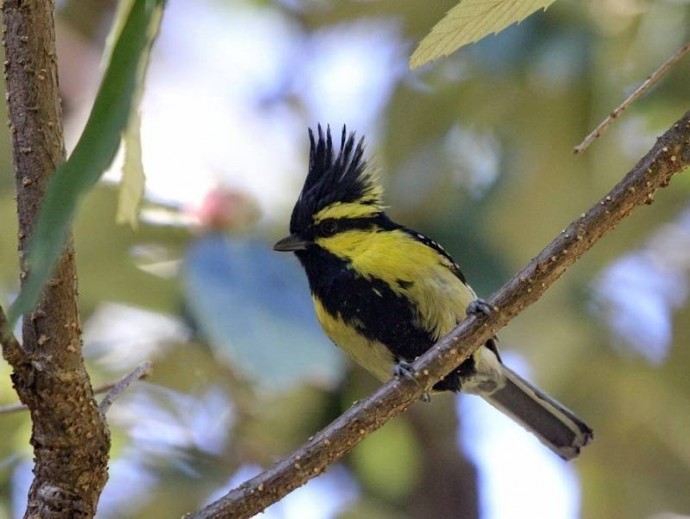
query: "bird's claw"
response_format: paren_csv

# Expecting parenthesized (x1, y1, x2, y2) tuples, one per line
(466, 298, 494, 317)
(394, 360, 416, 381)
(394, 361, 431, 403)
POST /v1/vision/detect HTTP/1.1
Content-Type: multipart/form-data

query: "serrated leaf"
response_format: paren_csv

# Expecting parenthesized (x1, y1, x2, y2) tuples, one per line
(409, 0, 556, 69)
(7, 0, 166, 326)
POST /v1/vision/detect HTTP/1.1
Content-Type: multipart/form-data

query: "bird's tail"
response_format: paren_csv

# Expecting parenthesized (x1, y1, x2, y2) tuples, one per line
(482, 366, 593, 460)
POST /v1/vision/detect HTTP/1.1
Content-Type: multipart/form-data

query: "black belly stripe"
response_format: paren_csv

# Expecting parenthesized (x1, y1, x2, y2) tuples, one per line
(295, 236, 483, 392)
(298, 247, 436, 363)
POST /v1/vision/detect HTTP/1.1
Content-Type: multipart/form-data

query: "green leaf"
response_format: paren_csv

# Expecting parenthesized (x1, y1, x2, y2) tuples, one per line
(116, 109, 146, 228)
(116, 0, 164, 229)
(409, 0, 556, 69)
(103, 0, 137, 64)
(7, 0, 166, 326)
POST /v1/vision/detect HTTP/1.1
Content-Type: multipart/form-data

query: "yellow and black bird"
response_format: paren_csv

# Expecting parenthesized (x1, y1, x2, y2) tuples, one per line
(274, 125, 593, 459)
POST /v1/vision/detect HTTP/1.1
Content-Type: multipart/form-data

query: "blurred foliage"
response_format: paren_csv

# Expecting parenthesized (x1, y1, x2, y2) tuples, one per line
(182, 233, 344, 390)
(1, 0, 690, 518)
(7, 0, 164, 325)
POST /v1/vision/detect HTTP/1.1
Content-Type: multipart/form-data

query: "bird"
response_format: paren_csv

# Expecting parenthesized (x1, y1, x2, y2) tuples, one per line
(274, 125, 593, 460)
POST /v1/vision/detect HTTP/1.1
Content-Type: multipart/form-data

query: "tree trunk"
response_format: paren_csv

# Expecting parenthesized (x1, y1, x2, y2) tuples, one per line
(2, 1, 110, 517)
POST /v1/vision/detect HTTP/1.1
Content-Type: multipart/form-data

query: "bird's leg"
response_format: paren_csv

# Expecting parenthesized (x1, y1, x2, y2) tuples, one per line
(394, 360, 431, 403)
(466, 298, 494, 317)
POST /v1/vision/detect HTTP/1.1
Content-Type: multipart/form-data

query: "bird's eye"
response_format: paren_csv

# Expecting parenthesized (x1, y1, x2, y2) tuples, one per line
(321, 220, 339, 236)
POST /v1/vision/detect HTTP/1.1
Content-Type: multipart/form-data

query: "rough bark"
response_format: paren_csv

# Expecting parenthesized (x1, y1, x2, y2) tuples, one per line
(2, 1, 110, 517)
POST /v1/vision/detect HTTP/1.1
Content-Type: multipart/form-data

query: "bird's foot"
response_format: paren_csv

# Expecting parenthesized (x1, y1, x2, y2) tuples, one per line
(394, 360, 431, 403)
(394, 360, 416, 381)
(466, 298, 494, 317)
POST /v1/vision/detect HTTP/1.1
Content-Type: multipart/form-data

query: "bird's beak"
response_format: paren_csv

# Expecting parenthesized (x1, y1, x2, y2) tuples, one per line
(273, 234, 309, 252)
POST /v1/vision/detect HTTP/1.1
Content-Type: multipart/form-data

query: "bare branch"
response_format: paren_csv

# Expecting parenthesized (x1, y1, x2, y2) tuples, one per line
(186, 111, 690, 519)
(574, 41, 690, 154)
(0, 362, 153, 415)
(0, 401, 26, 415)
(98, 361, 153, 414)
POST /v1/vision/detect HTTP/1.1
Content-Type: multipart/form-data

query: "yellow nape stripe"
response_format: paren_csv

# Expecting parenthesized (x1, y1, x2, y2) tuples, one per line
(314, 201, 381, 222)
(313, 170, 384, 222)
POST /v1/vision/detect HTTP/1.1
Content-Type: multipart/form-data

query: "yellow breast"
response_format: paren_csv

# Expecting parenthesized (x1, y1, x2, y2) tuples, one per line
(313, 296, 396, 382)
(317, 228, 477, 340)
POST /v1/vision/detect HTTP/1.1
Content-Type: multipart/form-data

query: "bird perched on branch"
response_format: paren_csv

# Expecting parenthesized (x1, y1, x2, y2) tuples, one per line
(274, 125, 593, 460)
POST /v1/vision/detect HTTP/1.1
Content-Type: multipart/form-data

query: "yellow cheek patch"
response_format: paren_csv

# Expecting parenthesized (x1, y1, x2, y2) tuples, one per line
(318, 229, 446, 285)
(315, 228, 372, 257)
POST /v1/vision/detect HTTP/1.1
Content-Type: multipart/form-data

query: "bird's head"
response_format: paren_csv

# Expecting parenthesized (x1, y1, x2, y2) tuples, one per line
(274, 125, 386, 258)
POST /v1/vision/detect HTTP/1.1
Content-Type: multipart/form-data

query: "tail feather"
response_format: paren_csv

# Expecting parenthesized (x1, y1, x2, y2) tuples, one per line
(482, 366, 593, 460)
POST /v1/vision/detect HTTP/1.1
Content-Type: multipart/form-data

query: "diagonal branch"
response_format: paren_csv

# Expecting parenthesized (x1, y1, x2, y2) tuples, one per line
(574, 41, 690, 154)
(186, 111, 690, 519)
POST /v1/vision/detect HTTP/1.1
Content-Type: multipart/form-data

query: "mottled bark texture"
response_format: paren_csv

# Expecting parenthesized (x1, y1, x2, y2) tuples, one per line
(2, 1, 110, 518)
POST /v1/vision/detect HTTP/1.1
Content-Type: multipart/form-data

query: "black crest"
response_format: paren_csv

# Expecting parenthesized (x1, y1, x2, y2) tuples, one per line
(289, 125, 382, 233)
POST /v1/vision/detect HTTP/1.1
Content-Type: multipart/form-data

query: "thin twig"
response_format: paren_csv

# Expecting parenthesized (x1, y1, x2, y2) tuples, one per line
(574, 41, 690, 154)
(186, 111, 690, 519)
(98, 361, 153, 413)
(0, 364, 152, 415)
(0, 401, 29, 415)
